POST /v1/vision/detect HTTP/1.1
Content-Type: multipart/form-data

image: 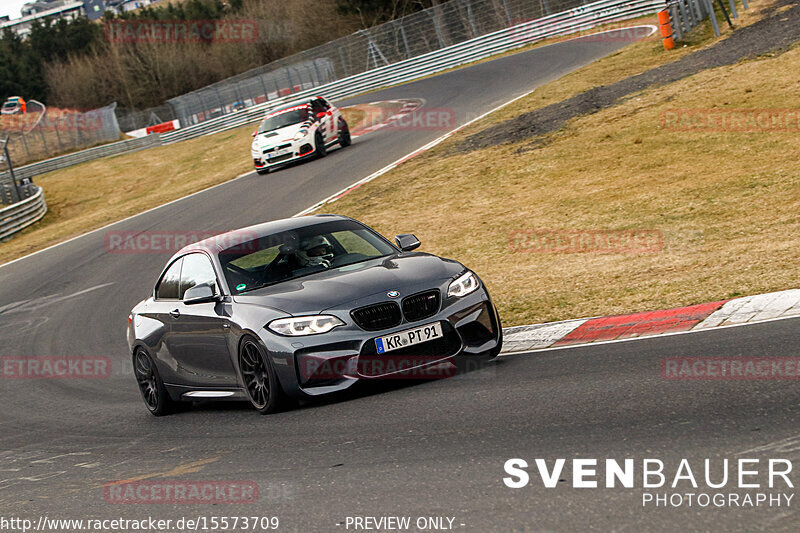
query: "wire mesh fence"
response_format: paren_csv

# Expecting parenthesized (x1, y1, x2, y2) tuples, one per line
(0, 101, 122, 168)
(166, 0, 602, 128)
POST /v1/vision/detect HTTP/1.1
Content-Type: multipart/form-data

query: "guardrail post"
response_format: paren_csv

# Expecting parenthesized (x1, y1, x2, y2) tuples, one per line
(670, 3, 683, 40)
(727, 0, 738, 17)
(704, 0, 721, 35)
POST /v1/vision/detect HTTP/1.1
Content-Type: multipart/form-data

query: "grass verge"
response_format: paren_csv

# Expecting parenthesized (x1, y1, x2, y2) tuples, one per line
(325, 0, 800, 326)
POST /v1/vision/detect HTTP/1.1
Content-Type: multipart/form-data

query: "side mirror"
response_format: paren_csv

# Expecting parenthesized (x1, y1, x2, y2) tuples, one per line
(183, 282, 220, 305)
(395, 234, 421, 252)
(252, 131, 257, 138)
(316, 112, 326, 119)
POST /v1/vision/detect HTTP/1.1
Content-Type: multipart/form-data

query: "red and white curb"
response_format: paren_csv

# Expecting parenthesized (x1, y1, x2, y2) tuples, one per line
(500, 289, 800, 354)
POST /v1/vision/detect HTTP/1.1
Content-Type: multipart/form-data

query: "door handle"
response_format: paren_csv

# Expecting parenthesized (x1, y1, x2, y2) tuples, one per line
(169, 309, 180, 318)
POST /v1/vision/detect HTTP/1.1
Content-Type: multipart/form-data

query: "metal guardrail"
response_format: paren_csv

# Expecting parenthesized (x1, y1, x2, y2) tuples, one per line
(669, 0, 742, 40)
(160, 0, 664, 144)
(0, 134, 161, 183)
(0, 0, 663, 181)
(0, 185, 46, 241)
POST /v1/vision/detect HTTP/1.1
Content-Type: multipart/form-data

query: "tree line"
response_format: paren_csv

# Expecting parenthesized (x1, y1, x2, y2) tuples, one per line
(0, 0, 440, 112)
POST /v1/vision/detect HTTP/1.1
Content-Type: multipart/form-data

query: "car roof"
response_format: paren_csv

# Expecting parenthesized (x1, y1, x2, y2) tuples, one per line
(171, 214, 353, 259)
(264, 95, 330, 116)
(265, 100, 311, 117)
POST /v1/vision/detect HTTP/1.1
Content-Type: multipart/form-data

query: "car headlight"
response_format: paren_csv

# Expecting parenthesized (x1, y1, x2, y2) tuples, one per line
(447, 271, 480, 298)
(267, 315, 345, 336)
(293, 129, 308, 141)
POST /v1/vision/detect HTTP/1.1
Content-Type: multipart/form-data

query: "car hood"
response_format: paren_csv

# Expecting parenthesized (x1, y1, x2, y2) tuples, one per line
(231, 253, 464, 315)
(255, 123, 305, 147)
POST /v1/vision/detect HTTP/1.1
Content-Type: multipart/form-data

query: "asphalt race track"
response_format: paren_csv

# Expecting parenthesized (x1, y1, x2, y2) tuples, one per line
(1, 33, 798, 531)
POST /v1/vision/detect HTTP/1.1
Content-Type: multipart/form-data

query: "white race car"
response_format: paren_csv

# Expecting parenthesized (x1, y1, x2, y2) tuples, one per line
(251, 96, 351, 174)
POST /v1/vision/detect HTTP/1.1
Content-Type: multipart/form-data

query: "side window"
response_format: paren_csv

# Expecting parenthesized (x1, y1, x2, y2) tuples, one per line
(311, 99, 325, 115)
(155, 258, 182, 300)
(321, 98, 331, 111)
(179, 253, 218, 300)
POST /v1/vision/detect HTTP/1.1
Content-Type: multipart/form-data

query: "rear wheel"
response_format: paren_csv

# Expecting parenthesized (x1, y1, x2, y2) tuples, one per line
(133, 349, 176, 416)
(238, 336, 287, 414)
(338, 119, 351, 147)
(314, 132, 327, 158)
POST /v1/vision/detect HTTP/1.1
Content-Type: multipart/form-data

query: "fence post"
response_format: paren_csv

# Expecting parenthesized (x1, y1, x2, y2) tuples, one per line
(427, 10, 447, 49)
(463, 0, 478, 37)
(1, 137, 21, 203)
(501, 0, 514, 26)
(337, 45, 350, 78)
(259, 74, 270, 102)
(38, 126, 49, 157)
(399, 22, 412, 59)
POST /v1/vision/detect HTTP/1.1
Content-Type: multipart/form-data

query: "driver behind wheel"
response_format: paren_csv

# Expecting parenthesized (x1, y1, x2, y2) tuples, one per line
(297, 235, 335, 268)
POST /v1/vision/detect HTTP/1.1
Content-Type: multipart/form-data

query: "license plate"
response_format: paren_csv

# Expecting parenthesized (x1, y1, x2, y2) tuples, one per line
(267, 148, 291, 159)
(375, 322, 443, 354)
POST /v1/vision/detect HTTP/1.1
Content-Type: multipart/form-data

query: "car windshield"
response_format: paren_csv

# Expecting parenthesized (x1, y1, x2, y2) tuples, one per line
(258, 107, 309, 133)
(2, 102, 16, 109)
(219, 220, 397, 295)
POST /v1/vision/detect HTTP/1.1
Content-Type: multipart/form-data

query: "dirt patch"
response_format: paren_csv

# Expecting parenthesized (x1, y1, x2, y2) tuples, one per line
(456, 0, 800, 152)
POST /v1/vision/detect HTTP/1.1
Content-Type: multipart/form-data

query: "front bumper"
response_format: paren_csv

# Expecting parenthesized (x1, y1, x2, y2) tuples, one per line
(258, 285, 502, 398)
(252, 137, 315, 169)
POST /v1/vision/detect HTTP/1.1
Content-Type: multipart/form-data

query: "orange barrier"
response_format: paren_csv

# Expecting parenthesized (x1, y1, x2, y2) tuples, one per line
(658, 10, 675, 50)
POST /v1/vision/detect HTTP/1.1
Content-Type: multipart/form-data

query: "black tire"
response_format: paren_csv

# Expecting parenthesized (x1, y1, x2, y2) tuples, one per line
(238, 336, 288, 414)
(314, 131, 327, 158)
(338, 119, 351, 147)
(133, 349, 176, 416)
(256, 167, 270, 175)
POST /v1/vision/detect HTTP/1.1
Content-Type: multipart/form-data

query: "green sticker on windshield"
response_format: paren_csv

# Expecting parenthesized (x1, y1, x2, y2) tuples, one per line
(236, 283, 247, 291)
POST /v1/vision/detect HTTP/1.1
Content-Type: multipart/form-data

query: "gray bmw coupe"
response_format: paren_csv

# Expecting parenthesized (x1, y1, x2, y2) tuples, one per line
(128, 215, 502, 415)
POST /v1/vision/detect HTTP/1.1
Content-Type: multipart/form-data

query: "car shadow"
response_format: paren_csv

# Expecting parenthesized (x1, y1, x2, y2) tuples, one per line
(175, 356, 502, 415)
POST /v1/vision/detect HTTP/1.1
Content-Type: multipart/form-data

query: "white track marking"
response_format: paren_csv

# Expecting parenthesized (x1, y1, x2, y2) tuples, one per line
(0, 282, 115, 315)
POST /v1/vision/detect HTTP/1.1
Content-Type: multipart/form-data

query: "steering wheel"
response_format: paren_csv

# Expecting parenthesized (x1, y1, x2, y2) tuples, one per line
(225, 263, 260, 288)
